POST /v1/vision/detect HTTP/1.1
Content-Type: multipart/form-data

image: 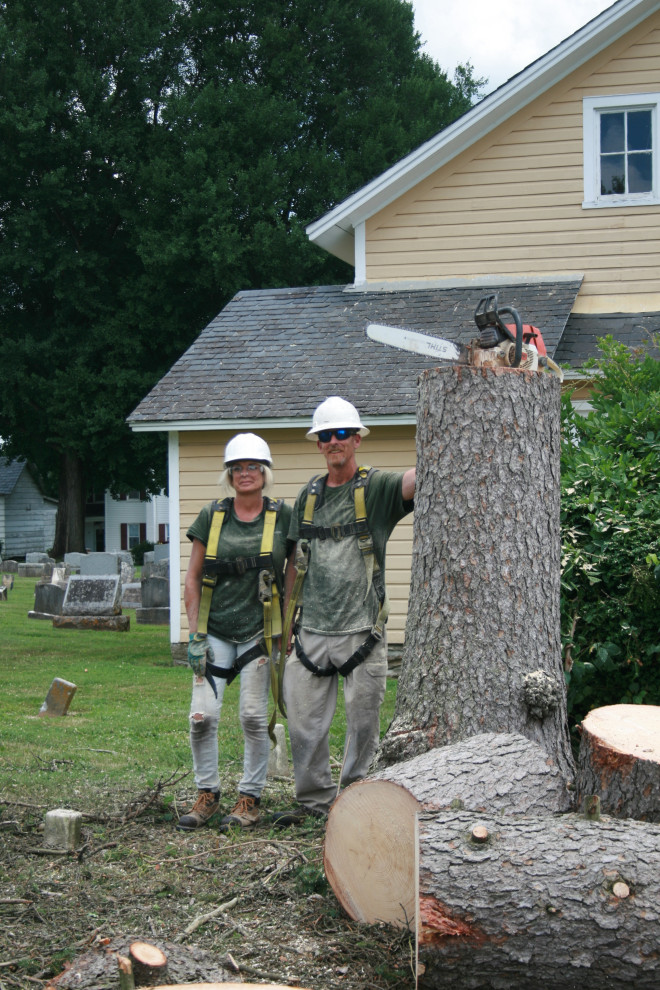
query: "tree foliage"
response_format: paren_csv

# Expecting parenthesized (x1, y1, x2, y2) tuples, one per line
(0, 0, 483, 553)
(561, 337, 660, 727)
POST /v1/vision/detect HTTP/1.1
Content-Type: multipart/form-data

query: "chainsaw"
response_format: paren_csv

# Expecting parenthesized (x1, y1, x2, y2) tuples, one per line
(366, 293, 563, 381)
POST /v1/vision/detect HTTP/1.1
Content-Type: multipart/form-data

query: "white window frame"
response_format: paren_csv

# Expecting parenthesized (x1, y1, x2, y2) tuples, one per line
(583, 93, 660, 208)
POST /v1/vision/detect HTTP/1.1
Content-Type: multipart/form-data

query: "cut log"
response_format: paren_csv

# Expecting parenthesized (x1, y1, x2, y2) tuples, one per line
(415, 810, 660, 989)
(576, 704, 660, 821)
(153, 985, 311, 989)
(325, 733, 573, 926)
(375, 366, 575, 782)
(129, 942, 167, 987)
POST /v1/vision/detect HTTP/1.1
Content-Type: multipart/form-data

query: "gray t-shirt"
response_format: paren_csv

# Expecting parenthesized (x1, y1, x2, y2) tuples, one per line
(288, 470, 412, 635)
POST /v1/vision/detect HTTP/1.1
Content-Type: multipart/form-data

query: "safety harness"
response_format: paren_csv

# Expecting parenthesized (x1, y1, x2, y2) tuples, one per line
(196, 497, 283, 691)
(282, 466, 390, 682)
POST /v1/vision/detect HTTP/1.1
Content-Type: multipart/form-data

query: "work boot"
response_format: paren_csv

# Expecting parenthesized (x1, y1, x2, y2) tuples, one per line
(177, 790, 220, 831)
(271, 804, 327, 828)
(219, 794, 260, 831)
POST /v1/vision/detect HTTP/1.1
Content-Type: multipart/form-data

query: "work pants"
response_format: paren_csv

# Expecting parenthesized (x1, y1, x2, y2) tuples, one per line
(189, 633, 270, 798)
(284, 629, 388, 814)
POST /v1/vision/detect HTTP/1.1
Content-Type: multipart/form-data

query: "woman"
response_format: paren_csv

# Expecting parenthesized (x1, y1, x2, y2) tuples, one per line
(178, 433, 292, 832)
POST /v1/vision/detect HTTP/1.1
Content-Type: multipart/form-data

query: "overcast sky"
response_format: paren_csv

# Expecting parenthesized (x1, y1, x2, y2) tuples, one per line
(412, 0, 615, 93)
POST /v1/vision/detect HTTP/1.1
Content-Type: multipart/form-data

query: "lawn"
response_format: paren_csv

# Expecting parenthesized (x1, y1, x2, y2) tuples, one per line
(0, 576, 408, 990)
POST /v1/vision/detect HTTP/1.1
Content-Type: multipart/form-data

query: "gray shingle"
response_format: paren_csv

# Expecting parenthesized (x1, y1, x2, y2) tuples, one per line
(0, 457, 25, 496)
(129, 280, 582, 424)
(557, 312, 660, 366)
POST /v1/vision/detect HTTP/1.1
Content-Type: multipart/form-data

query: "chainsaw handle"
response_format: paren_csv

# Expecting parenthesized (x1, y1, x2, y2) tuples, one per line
(496, 306, 523, 368)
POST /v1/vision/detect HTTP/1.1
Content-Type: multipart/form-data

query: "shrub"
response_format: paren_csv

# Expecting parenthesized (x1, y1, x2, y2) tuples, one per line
(130, 540, 155, 566)
(561, 336, 660, 726)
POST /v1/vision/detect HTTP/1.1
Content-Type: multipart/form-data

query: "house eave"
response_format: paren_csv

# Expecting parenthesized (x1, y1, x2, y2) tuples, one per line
(307, 0, 660, 265)
(129, 414, 418, 434)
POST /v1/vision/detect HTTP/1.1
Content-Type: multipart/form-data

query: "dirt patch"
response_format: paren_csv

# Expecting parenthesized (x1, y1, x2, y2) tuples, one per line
(0, 778, 413, 990)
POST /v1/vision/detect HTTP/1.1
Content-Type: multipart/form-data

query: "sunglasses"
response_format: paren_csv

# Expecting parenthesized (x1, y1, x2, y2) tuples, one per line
(317, 428, 358, 443)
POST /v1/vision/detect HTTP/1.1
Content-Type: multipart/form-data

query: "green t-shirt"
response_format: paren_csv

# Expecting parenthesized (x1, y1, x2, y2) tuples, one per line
(289, 470, 412, 636)
(187, 498, 292, 643)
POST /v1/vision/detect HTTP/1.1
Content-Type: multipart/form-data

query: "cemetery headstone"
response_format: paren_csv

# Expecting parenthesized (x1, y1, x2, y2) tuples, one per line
(39, 678, 77, 716)
(30, 582, 66, 619)
(62, 575, 122, 615)
(79, 552, 120, 576)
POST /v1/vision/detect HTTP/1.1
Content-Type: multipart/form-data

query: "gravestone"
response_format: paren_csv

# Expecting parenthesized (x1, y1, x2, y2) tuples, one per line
(154, 543, 170, 563)
(62, 575, 122, 615)
(79, 552, 120, 576)
(18, 562, 48, 578)
(2, 574, 14, 589)
(39, 678, 77, 716)
(141, 576, 169, 608)
(30, 583, 66, 619)
(26, 552, 52, 564)
(2, 560, 19, 573)
(0, 586, 6, 602)
(51, 566, 69, 589)
(122, 582, 142, 608)
(63, 551, 86, 571)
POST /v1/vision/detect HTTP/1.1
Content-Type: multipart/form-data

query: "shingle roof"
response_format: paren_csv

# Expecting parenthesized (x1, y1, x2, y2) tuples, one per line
(556, 311, 660, 366)
(129, 280, 582, 425)
(0, 457, 25, 496)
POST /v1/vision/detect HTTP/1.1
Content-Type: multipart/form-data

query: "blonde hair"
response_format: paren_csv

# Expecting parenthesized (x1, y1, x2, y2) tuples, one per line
(218, 464, 273, 497)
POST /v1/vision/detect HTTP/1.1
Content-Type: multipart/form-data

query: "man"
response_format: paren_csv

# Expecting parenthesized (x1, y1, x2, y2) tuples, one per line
(273, 396, 415, 826)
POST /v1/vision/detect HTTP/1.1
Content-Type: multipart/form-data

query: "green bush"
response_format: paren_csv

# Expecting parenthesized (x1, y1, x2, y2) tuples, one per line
(130, 539, 155, 566)
(561, 336, 660, 726)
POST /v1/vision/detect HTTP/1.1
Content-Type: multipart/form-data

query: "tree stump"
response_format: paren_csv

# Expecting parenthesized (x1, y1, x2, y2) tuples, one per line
(129, 942, 168, 987)
(576, 704, 660, 821)
(375, 366, 574, 782)
(324, 733, 573, 926)
(414, 810, 660, 989)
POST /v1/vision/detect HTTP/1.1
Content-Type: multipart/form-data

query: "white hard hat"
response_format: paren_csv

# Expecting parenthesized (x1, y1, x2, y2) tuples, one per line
(224, 433, 272, 465)
(306, 396, 369, 440)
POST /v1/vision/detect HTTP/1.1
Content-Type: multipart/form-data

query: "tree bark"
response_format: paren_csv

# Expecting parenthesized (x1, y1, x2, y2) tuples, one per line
(415, 810, 660, 989)
(375, 366, 574, 781)
(52, 451, 86, 556)
(576, 704, 660, 822)
(324, 733, 573, 927)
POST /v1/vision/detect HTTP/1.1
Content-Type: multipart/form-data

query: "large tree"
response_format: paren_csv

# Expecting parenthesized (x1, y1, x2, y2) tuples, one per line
(0, 0, 483, 554)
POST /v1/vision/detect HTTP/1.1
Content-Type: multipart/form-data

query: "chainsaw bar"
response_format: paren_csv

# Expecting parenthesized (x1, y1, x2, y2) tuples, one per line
(366, 323, 468, 363)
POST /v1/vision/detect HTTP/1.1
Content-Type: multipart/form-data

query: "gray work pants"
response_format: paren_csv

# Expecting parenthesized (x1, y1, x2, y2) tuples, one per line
(283, 629, 388, 814)
(189, 633, 270, 798)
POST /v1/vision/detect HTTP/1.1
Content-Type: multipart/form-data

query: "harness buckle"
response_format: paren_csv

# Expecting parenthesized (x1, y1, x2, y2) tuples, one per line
(258, 569, 272, 603)
(234, 557, 248, 576)
(330, 524, 343, 541)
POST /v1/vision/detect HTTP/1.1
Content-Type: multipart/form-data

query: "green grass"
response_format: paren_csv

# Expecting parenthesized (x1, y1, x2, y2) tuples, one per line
(0, 576, 396, 811)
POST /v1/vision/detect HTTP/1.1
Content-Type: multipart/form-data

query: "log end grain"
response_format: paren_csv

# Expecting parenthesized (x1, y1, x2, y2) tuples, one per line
(324, 779, 421, 929)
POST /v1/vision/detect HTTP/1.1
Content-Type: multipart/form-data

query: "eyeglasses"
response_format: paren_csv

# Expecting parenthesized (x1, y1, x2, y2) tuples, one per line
(229, 463, 263, 475)
(317, 428, 358, 443)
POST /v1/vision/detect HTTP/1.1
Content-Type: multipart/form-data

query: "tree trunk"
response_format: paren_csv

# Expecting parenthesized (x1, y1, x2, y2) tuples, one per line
(375, 366, 574, 781)
(52, 451, 86, 557)
(576, 704, 660, 821)
(415, 810, 660, 989)
(324, 733, 573, 927)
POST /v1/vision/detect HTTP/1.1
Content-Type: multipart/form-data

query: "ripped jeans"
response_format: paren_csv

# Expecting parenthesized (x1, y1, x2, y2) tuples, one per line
(189, 633, 270, 798)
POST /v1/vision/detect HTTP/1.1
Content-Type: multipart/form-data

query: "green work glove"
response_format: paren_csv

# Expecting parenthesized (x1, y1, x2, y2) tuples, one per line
(188, 633, 208, 676)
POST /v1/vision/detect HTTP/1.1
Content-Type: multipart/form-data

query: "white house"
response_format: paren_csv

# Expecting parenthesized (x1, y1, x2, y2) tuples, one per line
(87, 490, 170, 554)
(0, 458, 57, 559)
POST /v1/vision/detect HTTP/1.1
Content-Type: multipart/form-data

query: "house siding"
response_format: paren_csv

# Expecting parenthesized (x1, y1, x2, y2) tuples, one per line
(104, 491, 170, 553)
(365, 14, 660, 310)
(0, 469, 57, 557)
(177, 426, 415, 644)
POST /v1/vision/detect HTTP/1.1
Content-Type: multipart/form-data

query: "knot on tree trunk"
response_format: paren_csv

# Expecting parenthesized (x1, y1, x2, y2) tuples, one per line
(523, 669, 561, 719)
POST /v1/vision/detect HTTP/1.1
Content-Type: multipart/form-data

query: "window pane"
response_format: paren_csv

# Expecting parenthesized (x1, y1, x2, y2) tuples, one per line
(601, 154, 625, 195)
(600, 112, 624, 153)
(628, 110, 652, 151)
(628, 152, 653, 192)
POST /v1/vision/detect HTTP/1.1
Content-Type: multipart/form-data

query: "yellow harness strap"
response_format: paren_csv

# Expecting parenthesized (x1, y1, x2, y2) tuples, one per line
(197, 502, 227, 636)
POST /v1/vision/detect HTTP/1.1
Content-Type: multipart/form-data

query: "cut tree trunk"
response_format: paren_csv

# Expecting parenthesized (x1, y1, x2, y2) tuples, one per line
(415, 810, 660, 989)
(576, 704, 660, 821)
(324, 732, 573, 927)
(375, 366, 574, 782)
(129, 942, 168, 986)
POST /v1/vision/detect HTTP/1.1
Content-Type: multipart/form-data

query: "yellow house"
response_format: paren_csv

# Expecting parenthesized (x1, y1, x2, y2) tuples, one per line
(129, 0, 660, 656)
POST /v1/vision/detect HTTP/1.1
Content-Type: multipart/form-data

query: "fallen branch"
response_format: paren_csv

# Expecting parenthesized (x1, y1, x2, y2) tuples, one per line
(176, 896, 239, 939)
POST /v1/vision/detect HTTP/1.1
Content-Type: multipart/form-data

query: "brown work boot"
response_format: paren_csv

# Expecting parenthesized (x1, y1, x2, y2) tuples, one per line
(219, 794, 260, 831)
(177, 790, 220, 831)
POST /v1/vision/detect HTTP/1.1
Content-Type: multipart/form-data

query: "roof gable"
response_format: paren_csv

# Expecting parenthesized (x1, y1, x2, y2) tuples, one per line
(308, 0, 660, 265)
(0, 457, 26, 496)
